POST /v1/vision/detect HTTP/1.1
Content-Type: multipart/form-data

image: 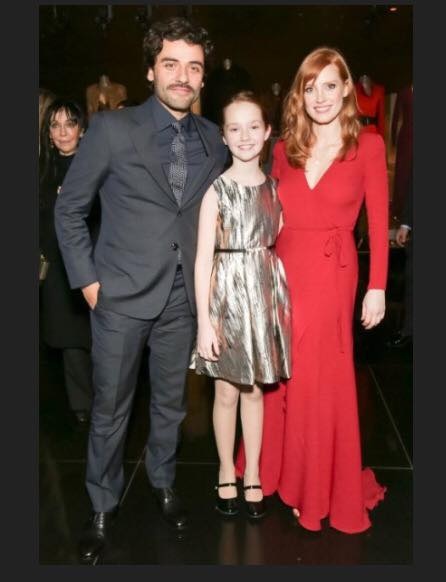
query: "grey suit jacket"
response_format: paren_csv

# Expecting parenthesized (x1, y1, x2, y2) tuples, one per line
(54, 97, 227, 319)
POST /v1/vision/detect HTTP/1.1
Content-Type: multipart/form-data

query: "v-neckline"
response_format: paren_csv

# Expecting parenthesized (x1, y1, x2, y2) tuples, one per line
(303, 158, 337, 191)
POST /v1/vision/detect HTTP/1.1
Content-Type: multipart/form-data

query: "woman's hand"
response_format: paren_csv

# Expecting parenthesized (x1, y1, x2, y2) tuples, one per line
(197, 320, 220, 361)
(361, 289, 385, 330)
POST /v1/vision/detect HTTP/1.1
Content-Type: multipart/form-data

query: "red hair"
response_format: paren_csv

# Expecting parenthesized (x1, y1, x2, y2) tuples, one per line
(282, 47, 361, 168)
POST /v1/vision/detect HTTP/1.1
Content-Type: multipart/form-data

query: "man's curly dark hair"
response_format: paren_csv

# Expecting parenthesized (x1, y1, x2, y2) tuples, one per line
(143, 16, 214, 73)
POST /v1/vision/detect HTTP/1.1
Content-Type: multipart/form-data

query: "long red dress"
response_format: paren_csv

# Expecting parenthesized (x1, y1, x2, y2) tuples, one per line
(236, 132, 388, 533)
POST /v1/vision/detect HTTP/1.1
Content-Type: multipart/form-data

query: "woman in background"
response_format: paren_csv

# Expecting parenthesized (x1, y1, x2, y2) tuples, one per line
(40, 98, 96, 425)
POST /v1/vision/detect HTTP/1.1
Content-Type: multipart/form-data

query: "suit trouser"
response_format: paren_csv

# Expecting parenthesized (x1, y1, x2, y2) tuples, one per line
(86, 268, 196, 512)
(62, 348, 93, 413)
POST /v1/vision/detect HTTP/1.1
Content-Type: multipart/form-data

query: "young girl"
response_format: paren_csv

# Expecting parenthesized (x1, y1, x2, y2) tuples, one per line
(191, 92, 291, 519)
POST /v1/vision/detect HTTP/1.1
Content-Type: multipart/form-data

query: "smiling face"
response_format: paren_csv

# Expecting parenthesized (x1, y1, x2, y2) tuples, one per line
(49, 109, 83, 156)
(303, 63, 349, 126)
(222, 100, 271, 163)
(147, 38, 205, 119)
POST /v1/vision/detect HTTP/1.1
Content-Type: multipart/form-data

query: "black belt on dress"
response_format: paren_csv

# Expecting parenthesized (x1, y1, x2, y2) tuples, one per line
(360, 115, 377, 126)
(215, 245, 275, 253)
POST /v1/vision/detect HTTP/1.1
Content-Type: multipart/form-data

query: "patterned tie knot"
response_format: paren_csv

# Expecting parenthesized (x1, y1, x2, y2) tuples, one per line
(172, 121, 183, 134)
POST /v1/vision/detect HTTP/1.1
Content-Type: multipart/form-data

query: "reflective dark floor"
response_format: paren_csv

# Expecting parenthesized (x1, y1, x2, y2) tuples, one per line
(39, 249, 412, 565)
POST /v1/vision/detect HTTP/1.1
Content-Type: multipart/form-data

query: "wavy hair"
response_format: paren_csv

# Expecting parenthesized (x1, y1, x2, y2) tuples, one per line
(143, 16, 214, 74)
(282, 47, 361, 168)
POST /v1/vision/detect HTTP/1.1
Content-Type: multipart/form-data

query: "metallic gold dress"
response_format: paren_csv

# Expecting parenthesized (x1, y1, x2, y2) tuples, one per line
(191, 175, 291, 385)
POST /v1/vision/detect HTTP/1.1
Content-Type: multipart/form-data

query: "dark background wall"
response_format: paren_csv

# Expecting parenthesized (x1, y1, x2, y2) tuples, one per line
(39, 4, 412, 108)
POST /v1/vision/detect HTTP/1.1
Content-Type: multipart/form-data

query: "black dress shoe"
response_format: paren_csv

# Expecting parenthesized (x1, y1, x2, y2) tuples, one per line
(215, 482, 239, 516)
(78, 510, 116, 564)
(386, 331, 412, 349)
(152, 487, 188, 529)
(243, 485, 266, 519)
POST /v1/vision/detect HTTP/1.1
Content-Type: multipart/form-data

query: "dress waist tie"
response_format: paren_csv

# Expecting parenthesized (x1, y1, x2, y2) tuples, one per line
(283, 225, 353, 353)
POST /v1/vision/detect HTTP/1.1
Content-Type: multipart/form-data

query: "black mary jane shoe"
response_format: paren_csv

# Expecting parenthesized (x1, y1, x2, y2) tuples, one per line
(243, 484, 266, 519)
(215, 482, 239, 516)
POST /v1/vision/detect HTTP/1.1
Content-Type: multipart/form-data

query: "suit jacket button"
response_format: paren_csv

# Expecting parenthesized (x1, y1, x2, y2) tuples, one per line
(171, 242, 179, 250)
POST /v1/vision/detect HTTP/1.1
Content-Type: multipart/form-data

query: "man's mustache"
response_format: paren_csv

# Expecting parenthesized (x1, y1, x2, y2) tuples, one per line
(168, 83, 193, 92)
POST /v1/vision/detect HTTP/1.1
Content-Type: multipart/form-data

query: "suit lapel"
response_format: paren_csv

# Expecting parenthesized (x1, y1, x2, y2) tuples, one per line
(181, 116, 222, 207)
(129, 100, 178, 207)
(129, 100, 224, 209)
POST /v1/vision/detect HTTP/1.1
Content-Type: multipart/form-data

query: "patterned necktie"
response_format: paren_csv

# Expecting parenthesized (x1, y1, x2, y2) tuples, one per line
(168, 121, 187, 206)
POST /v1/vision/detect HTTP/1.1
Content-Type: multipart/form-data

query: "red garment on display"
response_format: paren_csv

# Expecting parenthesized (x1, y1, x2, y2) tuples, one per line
(235, 133, 388, 534)
(391, 85, 413, 219)
(356, 82, 386, 138)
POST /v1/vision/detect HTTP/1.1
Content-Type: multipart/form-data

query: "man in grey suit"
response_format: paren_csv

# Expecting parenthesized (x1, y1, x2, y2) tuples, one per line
(55, 17, 227, 563)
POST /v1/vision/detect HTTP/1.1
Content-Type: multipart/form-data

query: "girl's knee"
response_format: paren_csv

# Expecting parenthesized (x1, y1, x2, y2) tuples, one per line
(241, 386, 263, 403)
(215, 383, 239, 408)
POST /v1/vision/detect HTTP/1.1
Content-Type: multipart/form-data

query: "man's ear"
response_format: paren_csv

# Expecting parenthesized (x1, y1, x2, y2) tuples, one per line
(147, 68, 154, 83)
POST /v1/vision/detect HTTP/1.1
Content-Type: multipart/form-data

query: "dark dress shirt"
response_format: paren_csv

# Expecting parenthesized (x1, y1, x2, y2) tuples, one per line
(151, 96, 207, 198)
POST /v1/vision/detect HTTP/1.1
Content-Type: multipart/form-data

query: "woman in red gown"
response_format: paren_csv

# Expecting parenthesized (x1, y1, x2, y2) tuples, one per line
(236, 47, 388, 534)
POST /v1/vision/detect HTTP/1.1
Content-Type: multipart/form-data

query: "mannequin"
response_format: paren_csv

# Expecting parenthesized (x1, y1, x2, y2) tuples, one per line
(391, 84, 413, 220)
(354, 74, 386, 249)
(202, 57, 253, 124)
(355, 74, 386, 138)
(85, 74, 127, 117)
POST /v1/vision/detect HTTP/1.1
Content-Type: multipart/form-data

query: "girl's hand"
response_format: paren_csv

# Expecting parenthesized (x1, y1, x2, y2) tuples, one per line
(197, 321, 221, 361)
(361, 289, 385, 330)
